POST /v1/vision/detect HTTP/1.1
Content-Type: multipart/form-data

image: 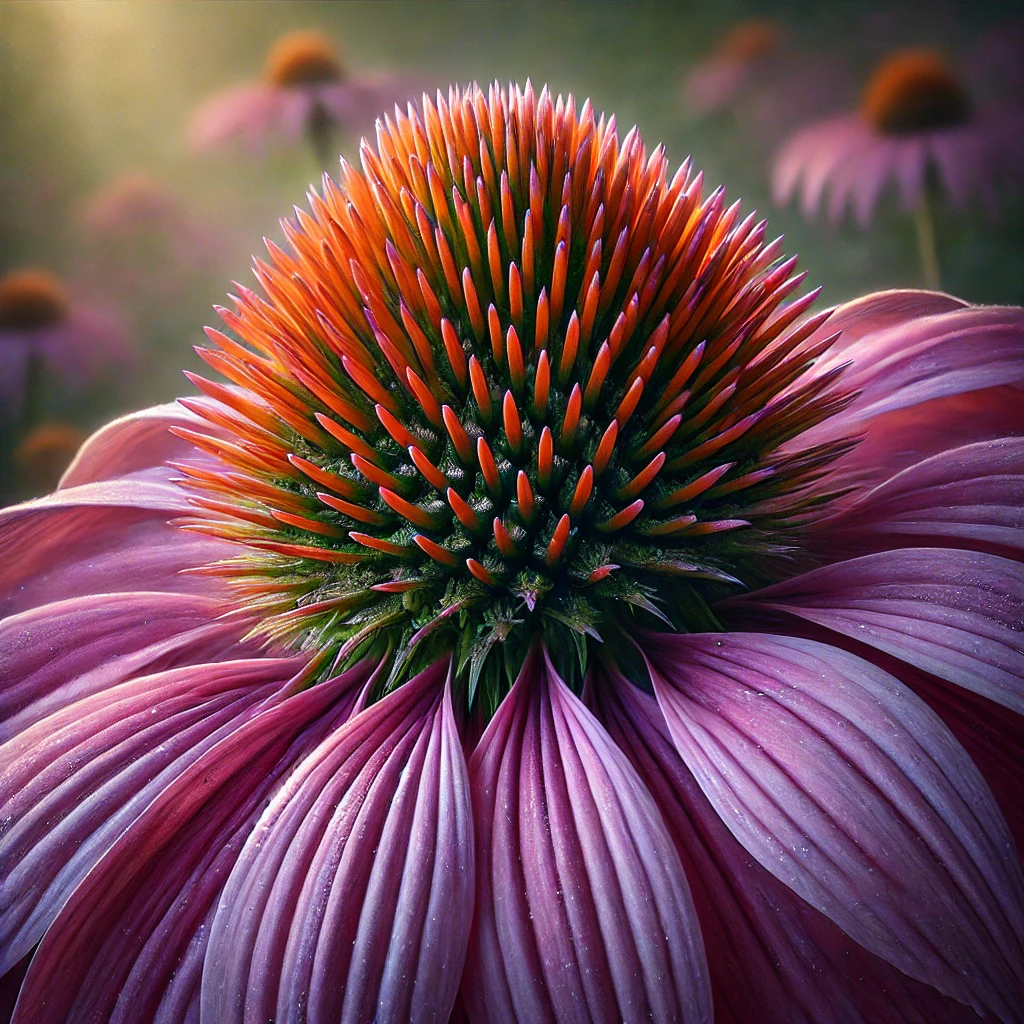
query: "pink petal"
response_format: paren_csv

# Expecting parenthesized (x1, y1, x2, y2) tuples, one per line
(60, 404, 207, 488)
(461, 647, 712, 1024)
(801, 304, 1024, 446)
(9, 660, 373, 1024)
(728, 547, 1024, 714)
(188, 82, 294, 151)
(892, 137, 928, 211)
(201, 660, 474, 1024)
(0, 654, 303, 972)
(0, 592, 248, 737)
(591, 667, 986, 1023)
(0, 502, 231, 618)
(812, 437, 1024, 558)
(772, 115, 866, 213)
(809, 289, 968, 358)
(647, 631, 1024, 1021)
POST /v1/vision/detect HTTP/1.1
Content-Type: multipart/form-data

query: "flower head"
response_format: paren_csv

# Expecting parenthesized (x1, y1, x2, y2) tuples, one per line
(265, 31, 345, 88)
(0, 269, 68, 333)
(2, 83, 1024, 1024)
(773, 47, 1021, 227)
(188, 30, 409, 163)
(862, 48, 972, 134)
(181, 82, 844, 697)
(0, 267, 132, 422)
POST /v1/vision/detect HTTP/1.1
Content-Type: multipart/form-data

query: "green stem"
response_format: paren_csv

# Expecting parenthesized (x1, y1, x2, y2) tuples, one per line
(23, 348, 43, 431)
(913, 192, 941, 291)
(308, 101, 336, 173)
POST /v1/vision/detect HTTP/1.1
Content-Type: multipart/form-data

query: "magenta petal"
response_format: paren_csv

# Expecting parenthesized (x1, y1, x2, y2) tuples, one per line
(0, 592, 249, 738)
(813, 437, 1024, 558)
(647, 631, 1024, 1021)
(59, 404, 207, 488)
(0, 506, 230, 617)
(807, 289, 969, 357)
(461, 647, 712, 1024)
(591, 667, 985, 1023)
(728, 547, 1024, 714)
(9, 660, 373, 1024)
(200, 659, 474, 1024)
(0, 654, 303, 972)
(801, 305, 1024, 447)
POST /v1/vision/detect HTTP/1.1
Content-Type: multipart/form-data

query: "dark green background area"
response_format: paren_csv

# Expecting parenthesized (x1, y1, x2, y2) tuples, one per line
(0, 0, 1021, 452)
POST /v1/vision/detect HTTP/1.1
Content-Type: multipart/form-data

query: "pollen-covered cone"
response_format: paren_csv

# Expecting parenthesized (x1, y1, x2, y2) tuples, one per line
(1, 82, 1024, 1024)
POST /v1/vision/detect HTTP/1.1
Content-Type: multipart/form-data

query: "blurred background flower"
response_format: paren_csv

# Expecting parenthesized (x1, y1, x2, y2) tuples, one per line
(11, 420, 86, 497)
(681, 19, 855, 149)
(0, 268, 132, 424)
(189, 30, 412, 167)
(772, 47, 1023, 287)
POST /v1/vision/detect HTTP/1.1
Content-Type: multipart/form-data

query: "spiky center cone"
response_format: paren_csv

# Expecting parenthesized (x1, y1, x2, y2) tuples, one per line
(265, 31, 344, 89)
(179, 82, 851, 707)
(862, 49, 972, 135)
(0, 269, 68, 332)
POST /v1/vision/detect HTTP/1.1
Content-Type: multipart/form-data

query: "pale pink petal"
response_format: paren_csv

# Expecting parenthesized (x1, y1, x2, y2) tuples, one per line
(647, 631, 1024, 1021)
(8, 660, 373, 1024)
(771, 115, 868, 216)
(848, 137, 900, 226)
(0, 475, 236, 616)
(461, 647, 712, 1024)
(891, 136, 928, 211)
(727, 547, 1024, 714)
(188, 82, 295, 152)
(808, 289, 968, 357)
(200, 660, 473, 1024)
(592, 667, 986, 1023)
(0, 654, 303, 971)
(810, 437, 1024, 558)
(60, 404, 208, 487)
(800, 304, 1024, 447)
(0, 591, 249, 737)
(683, 57, 750, 116)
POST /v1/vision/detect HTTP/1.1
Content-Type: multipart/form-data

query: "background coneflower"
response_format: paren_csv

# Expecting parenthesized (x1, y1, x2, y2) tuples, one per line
(773, 47, 1023, 288)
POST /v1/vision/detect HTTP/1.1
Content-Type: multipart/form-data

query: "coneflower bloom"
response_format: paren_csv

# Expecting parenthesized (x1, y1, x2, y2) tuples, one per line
(10, 422, 86, 499)
(2, 83, 1023, 1023)
(682, 21, 852, 148)
(772, 48, 1023, 288)
(0, 268, 131, 425)
(78, 174, 225, 303)
(683, 20, 784, 117)
(189, 30, 406, 167)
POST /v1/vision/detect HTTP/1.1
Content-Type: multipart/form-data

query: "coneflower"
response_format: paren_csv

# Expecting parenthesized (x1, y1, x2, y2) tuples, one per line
(0, 268, 131, 428)
(1, 83, 1023, 1024)
(773, 47, 1024, 288)
(189, 30, 412, 167)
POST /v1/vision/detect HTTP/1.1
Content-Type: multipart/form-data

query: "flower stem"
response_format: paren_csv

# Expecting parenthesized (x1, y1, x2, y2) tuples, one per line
(308, 101, 335, 172)
(23, 349, 43, 430)
(913, 192, 941, 291)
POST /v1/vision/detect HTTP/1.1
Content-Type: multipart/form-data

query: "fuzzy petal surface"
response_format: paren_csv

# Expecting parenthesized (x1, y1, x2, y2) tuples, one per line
(201, 660, 474, 1024)
(647, 630, 1024, 1022)
(461, 647, 712, 1024)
